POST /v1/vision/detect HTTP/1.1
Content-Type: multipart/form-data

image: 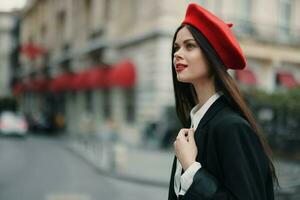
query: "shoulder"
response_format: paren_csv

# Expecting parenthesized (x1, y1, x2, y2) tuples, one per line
(204, 96, 258, 143)
(213, 106, 250, 129)
(209, 107, 257, 143)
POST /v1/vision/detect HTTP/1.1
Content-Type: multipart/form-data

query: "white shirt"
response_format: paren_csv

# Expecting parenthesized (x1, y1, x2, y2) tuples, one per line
(174, 92, 222, 197)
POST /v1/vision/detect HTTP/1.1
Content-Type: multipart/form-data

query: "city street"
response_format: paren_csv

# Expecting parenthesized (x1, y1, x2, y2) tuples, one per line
(1, 134, 300, 200)
(0, 135, 167, 200)
(0, 0, 300, 200)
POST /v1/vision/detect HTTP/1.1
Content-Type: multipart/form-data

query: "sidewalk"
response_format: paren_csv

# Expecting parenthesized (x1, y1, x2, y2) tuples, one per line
(63, 135, 173, 187)
(61, 134, 300, 197)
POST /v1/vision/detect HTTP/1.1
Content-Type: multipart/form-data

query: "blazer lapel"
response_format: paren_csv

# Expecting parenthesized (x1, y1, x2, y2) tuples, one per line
(195, 95, 228, 132)
(193, 96, 228, 163)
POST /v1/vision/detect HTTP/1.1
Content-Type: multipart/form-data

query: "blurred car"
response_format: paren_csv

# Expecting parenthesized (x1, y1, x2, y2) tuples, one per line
(0, 111, 28, 137)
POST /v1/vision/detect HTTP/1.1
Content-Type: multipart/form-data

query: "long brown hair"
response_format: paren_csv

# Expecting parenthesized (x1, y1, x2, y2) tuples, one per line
(171, 24, 278, 185)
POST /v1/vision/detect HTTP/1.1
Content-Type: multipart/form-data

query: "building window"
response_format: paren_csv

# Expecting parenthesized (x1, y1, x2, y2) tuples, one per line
(40, 24, 47, 43)
(239, 0, 253, 34)
(130, 0, 138, 23)
(85, 0, 92, 31)
(240, 0, 252, 20)
(124, 88, 135, 123)
(120, 0, 138, 31)
(61, 43, 70, 72)
(88, 49, 104, 65)
(104, 0, 110, 22)
(103, 89, 111, 119)
(56, 10, 66, 48)
(279, 0, 291, 37)
(85, 90, 93, 113)
(54, 93, 66, 115)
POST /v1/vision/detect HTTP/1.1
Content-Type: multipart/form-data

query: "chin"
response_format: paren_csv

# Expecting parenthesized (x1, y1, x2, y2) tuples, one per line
(176, 74, 193, 83)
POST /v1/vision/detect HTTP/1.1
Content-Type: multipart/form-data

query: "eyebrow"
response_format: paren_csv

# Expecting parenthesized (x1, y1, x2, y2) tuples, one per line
(174, 39, 196, 46)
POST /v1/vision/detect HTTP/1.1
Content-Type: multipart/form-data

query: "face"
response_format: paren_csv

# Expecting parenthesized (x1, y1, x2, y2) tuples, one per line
(173, 26, 211, 84)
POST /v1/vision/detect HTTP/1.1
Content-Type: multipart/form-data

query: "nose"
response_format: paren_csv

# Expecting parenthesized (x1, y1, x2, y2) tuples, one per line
(173, 53, 182, 67)
(173, 49, 183, 61)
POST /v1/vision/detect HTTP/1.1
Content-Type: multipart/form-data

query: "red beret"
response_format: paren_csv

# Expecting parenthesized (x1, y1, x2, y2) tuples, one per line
(182, 3, 246, 70)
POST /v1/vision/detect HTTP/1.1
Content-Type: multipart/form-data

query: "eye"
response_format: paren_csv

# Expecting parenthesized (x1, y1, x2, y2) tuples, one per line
(186, 43, 197, 50)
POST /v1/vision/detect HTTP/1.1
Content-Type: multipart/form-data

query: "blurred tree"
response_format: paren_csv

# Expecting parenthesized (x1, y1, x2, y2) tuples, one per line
(243, 87, 300, 157)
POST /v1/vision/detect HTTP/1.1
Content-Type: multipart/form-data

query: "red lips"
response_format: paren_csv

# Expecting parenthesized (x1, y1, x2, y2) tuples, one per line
(175, 63, 188, 72)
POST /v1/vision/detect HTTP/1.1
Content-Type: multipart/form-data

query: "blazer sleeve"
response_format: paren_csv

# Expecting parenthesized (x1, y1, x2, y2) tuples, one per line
(180, 120, 270, 200)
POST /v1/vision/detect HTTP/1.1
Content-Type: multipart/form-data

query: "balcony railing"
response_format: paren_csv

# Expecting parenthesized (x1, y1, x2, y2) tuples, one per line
(228, 18, 300, 46)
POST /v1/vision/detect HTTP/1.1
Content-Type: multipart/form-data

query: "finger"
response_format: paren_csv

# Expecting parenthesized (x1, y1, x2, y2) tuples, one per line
(177, 128, 190, 139)
(188, 128, 195, 141)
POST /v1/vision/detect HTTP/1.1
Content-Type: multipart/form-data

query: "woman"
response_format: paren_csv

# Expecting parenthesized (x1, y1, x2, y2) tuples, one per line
(168, 3, 278, 200)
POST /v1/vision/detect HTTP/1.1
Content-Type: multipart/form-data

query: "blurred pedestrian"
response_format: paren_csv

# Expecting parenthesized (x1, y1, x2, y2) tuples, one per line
(55, 112, 65, 130)
(168, 3, 278, 200)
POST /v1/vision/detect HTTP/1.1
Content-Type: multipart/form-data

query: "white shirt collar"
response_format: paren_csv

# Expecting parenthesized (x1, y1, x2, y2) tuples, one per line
(190, 91, 222, 129)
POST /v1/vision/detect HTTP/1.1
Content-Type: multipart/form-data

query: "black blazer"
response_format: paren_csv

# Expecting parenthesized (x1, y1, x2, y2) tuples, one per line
(168, 96, 274, 200)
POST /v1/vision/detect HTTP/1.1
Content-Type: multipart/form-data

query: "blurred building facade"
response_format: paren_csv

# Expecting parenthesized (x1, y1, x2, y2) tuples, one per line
(16, 0, 300, 144)
(0, 11, 19, 97)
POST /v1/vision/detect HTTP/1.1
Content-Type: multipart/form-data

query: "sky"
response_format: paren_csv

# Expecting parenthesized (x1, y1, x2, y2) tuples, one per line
(0, 0, 27, 12)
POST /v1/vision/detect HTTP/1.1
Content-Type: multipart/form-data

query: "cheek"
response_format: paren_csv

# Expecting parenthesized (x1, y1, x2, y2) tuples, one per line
(188, 55, 209, 76)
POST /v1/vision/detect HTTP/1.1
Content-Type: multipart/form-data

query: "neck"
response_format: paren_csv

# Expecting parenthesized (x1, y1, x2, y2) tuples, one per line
(192, 77, 217, 107)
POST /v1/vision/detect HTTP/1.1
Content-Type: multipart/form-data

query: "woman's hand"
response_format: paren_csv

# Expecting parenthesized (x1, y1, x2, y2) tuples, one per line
(174, 128, 198, 171)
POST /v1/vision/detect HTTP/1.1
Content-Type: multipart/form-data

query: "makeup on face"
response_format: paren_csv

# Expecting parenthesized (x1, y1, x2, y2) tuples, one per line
(173, 39, 199, 73)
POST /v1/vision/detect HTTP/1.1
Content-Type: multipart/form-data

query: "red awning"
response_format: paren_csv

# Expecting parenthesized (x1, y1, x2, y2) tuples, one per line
(16, 78, 49, 93)
(70, 71, 88, 91)
(84, 66, 110, 89)
(49, 73, 74, 92)
(48, 61, 135, 92)
(70, 66, 110, 91)
(235, 69, 257, 85)
(277, 72, 298, 88)
(108, 60, 136, 88)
